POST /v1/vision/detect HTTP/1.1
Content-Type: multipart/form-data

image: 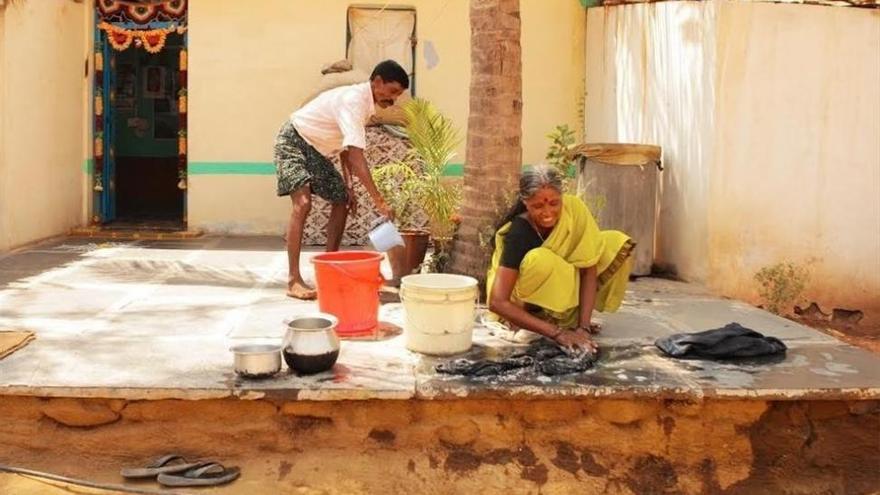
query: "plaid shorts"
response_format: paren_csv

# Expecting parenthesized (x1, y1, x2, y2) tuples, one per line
(273, 121, 348, 203)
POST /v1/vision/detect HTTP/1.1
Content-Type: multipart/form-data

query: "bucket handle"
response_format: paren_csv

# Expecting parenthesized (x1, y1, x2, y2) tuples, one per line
(400, 286, 479, 306)
(325, 262, 385, 290)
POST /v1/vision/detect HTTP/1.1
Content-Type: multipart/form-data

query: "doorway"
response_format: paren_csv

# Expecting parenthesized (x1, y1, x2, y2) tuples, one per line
(112, 34, 183, 224)
(93, 0, 188, 229)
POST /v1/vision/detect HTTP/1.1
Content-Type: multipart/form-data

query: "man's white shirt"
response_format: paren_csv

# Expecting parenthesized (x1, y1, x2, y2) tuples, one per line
(290, 82, 376, 157)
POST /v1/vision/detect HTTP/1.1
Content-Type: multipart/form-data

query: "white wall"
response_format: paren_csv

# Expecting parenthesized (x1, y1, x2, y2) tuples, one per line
(0, 0, 87, 251)
(709, 4, 880, 320)
(586, 2, 880, 322)
(585, 3, 719, 281)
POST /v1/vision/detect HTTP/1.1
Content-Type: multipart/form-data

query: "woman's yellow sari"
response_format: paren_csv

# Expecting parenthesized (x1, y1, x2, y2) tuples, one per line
(487, 194, 634, 327)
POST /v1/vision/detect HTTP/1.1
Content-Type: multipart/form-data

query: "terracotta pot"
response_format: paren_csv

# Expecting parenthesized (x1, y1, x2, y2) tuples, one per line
(388, 229, 430, 281)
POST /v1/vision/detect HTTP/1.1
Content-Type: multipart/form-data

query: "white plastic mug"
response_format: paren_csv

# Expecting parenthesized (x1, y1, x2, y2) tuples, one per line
(368, 220, 405, 252)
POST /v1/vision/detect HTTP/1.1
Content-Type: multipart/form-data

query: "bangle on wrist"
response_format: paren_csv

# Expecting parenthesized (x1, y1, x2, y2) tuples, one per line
(549, 326, 564, 340)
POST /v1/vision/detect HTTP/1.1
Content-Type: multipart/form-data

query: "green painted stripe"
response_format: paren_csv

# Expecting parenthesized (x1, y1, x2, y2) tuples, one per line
(443, 163, 463, 177)
(187, 161, 468, 177)
(189, 162, 275, 175)
(87, 160, 531, 178)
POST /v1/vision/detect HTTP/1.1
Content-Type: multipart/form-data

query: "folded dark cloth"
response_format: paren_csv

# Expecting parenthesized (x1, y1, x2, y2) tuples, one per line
(655, 322, 787, 359)
(436, 340, 598, 377)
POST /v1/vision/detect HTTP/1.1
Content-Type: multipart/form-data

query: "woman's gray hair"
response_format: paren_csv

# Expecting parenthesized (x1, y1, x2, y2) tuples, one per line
(519, 164, 564, 200)
(491, 164, 566, 248)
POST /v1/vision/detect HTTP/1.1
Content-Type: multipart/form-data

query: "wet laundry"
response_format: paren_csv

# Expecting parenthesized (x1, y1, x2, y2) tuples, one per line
(436, 339, 598, 377)
(655, 322, 787, 360)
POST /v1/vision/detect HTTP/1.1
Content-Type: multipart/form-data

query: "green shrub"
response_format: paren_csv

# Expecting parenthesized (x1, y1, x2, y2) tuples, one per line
(754, 262, 810, 315)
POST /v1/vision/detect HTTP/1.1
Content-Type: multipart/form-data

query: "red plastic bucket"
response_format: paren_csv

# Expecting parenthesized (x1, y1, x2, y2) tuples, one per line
(311, 251, 384, 338)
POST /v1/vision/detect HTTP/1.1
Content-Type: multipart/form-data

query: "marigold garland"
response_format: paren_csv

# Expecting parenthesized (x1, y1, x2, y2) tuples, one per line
(140, 29, 167, 54)
(98, 22, 187, 54)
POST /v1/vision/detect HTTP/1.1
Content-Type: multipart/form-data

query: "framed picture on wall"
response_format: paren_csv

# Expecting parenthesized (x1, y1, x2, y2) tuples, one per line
(117, 64, 137, 98)
(143, 66, 166, 99)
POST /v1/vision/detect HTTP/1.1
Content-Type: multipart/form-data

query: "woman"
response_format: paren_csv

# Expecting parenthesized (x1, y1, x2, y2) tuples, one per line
(487, 165, 635, 353)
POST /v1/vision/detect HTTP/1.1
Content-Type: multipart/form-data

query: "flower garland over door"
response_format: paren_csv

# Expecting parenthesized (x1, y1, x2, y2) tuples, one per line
(93, 0, 189, 223)
(97, 0, 187, 53)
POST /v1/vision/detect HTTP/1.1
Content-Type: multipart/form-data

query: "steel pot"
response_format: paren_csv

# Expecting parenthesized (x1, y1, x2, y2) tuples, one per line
(230, 344, 282, 379)
(283, 313, 341, 375)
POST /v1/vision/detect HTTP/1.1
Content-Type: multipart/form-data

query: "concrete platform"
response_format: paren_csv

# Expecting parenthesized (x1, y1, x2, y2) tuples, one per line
(1, 236, 878, 495)
(0, 235, 878, 402)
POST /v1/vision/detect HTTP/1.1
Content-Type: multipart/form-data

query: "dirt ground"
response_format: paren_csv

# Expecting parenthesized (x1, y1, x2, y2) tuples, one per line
(0, 397, 877, 495)
(792, 316, 880, 354)
(0, 475, 132, 495)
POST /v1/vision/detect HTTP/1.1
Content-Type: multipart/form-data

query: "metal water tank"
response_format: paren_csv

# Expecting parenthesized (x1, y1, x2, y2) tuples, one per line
(573, 143, 662, 277)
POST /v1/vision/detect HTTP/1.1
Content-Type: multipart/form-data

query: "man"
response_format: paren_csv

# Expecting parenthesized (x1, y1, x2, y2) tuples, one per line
(274, 60, 407, 299)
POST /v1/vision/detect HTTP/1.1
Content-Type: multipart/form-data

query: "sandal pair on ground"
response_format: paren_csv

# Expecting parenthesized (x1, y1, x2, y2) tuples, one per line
(121, 454, 240, 487)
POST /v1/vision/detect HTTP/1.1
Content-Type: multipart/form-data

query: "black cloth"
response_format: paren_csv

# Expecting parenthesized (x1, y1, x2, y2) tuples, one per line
(435, 340, 598, 377)
(499, 216, 544, 269)
(655, 323, 787, 360)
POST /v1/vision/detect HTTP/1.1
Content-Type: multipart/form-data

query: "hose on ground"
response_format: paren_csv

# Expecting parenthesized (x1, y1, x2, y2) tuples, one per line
(0, 464, 193, 495)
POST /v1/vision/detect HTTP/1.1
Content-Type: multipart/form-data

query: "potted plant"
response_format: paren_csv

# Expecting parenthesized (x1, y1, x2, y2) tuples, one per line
(546, 124, 607, 223)
(403, 98, 462, 273)
(372, 160, 431, 281)
(372, 98, 462, 277)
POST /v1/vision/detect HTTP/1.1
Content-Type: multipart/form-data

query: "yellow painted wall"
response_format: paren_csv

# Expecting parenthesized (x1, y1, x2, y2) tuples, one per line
(585, 2, 880, 321)
(187, 0, 585, 233)
(0, 0, 87, 251)
(0, 5, 6, 249)
(521, 0, 586, 162)
(82, 1, 94, 225)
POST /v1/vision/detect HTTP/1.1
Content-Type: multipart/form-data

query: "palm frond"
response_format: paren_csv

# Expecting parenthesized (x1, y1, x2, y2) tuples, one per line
(403, 98, 461, 173)
(373, 98, 462, 238)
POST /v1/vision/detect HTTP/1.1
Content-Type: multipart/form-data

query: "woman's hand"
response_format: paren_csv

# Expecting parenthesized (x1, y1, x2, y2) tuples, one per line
(578, 322, 602, 335)
(554, 327, 598, 354)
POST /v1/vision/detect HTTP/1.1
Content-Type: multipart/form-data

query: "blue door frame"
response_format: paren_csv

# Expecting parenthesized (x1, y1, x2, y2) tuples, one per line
(100, 37, 117, 223)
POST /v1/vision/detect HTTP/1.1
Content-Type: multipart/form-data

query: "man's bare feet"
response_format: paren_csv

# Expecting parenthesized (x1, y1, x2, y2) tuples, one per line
(286, 281, 317, 300)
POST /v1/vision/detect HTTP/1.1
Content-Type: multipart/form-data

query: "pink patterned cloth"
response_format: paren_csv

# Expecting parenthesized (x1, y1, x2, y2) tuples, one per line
(303, 126, 425, 246)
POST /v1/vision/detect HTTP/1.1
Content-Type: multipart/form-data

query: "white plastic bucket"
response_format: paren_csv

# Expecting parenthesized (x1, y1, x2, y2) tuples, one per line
(367, 220, 404, 252)
(400, 273, 479, 355)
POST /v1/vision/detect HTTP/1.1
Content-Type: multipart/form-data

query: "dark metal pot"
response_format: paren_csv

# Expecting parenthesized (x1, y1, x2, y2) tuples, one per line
(283, 313, 341, 375)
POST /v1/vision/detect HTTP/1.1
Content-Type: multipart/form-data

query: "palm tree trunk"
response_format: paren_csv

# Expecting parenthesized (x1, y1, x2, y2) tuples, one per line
(450, 0, 523, 284)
